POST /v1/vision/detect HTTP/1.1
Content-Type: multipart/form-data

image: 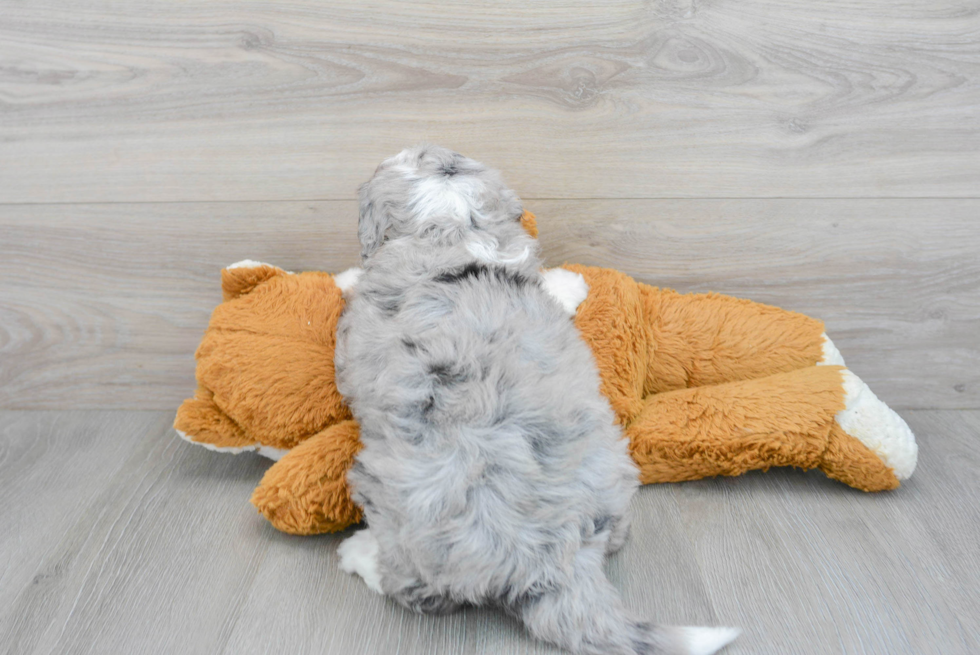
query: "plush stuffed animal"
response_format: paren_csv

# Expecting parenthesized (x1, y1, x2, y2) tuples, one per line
(175, 213, 917, 535)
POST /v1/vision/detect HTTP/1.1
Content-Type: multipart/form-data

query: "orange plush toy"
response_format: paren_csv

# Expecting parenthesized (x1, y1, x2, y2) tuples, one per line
(175, 213, 917, 535)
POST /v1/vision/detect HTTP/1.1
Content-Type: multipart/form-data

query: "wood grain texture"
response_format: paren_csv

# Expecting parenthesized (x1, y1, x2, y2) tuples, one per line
(669, 409, 980, 655)
(0, 411, 275, 655)
(1, 199, 976, 411)
(2, 2, 976, 652)
(0, 410, 977, 654)
(1, 0, 979, 202)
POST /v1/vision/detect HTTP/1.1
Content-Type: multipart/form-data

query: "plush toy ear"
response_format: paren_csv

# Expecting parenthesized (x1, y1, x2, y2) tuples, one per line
(520, 210, 539, 239)
(221, 260, 288, 301)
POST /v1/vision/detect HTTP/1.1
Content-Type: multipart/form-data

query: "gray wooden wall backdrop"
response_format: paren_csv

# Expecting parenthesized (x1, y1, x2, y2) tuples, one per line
(1, 0, 978, 410)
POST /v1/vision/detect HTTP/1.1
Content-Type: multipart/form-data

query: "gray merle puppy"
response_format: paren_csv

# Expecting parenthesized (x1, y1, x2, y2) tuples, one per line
(334, 145, 738, 655)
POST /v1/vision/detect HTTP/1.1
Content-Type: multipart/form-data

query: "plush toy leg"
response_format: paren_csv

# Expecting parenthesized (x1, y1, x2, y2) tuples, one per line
(637, 284, 830, 394)
(625, 366, 904, 491)
(250, 421, 362, 535)
(820, 424, 902, 491)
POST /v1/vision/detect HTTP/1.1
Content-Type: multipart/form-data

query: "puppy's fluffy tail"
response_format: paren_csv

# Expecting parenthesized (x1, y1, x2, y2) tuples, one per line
(515, 548, 738, 655)
(655, 627, 742, 655)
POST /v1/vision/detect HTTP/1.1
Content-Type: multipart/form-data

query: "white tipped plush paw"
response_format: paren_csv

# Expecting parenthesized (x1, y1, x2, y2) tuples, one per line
(541, 268, 589, 316)
(338, 529, 383, 593)
(837, 370, 918, 479)
(818, 333, 846, 367)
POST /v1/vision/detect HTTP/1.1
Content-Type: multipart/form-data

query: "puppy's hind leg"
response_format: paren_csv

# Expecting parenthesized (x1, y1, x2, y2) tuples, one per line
(375, 549, 462, 615)
(387, 580, 462, 616)
(338, 528, 461, 614)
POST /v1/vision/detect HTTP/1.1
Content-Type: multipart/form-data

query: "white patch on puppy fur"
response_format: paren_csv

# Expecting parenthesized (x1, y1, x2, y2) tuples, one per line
(466, 239, 531, 266)
(818, 333, 846, 366)
(334, 267, 363, 295)
(837, 370, 918, 479)
(338, 529, 383, 594)
(541, 268, 589, 316)
(677, 626, 741, 655)
(411, 174, 479, 224)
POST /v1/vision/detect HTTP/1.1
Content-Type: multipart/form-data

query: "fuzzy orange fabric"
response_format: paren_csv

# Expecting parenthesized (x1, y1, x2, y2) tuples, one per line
(175, 212, 902, 535)
(250, 421, 364, 534)
(638, 285, 826, 394)
(562, 263, 828, 419)
(627, 375, 898, 492)
(175, 267, 352, 451)
(519, 211, 539, 239)
(565, 264, 649, 425)
(820, 424, 900, 491)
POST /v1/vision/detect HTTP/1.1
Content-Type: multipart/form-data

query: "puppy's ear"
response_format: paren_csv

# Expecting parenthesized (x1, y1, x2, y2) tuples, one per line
(357, 185, 390, 261)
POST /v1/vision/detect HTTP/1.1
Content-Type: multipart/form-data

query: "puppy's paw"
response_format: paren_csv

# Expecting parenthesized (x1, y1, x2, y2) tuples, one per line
(338, 529, 383, 593)
(542, 268, 589, 316)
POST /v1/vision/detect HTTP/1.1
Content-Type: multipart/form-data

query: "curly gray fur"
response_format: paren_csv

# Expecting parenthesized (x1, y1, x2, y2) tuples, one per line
(334, 145, 734, 655)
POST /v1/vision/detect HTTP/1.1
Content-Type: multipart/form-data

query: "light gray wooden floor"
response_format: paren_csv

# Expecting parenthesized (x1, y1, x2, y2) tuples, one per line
(1, 0, 979, 653)
(0, 410, 977, 655)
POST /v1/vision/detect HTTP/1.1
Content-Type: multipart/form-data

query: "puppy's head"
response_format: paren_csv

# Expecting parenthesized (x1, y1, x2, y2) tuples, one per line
(357, 145, 526, 262)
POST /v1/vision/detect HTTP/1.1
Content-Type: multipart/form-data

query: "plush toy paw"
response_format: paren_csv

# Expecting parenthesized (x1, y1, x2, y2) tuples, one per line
(818, 335, 918, 481)
(338, 529, 383, 594)
(836, 370, 918, 480)
(818, 333, 846, 367)
(250, 421, 363, 534)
